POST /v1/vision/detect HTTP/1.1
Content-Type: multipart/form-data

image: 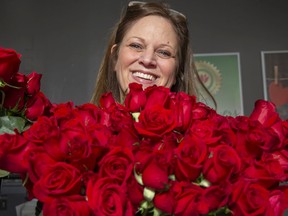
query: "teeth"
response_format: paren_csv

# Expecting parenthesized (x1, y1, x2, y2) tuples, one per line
(133, 72, 155, 81)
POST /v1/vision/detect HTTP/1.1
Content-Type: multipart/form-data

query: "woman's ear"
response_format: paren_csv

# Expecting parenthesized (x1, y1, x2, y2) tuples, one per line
(111, 44, 117, 54)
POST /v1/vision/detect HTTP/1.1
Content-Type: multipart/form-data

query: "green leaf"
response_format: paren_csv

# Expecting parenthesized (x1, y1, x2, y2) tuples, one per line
(0, 116, 27, 134)
(0, 169, 10, 178)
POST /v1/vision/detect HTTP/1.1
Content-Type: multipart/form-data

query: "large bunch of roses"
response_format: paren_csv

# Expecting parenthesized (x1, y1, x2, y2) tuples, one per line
(0, 48, 288, 216)
(0, 48, 51, 122)
(0, 47, 51, 176)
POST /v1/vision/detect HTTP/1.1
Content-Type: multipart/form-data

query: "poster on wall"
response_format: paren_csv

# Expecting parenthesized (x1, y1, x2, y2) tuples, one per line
(261, 50, 288, 120)
(194, 52, 243, 116)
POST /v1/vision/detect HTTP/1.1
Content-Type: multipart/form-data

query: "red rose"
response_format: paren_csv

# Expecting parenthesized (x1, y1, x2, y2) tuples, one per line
(243, 153, 286, 188)
(169, 91, 196, 132)
(203, 144, 242, 184)
(76, 103, 109, 127)
(250, 100, 280, 127)
(26, 72, 42, 96)
(174, 134, 208, 182)
(154, 184, 176, 214)
(88, 123, 113, 148)
(2, 72, 26, 110)
(134, 104, 177, 139)
(50, 102, 75, 121)
(269, 186, 288, 216)
(189, 118, 222, 147)
(140, 153, 170, 191)
(105, 102, 134, 132)
(24, 146, 57, 183)
(173, 181, 209, 216)
(143, 85, 171, 109)
(124, 83, 146, 112)
(192, 102, 217, 120)
(98, 147, 134, 183)
(233, 117, 280, 163)
(0, 47, 21, 84)
(25, 92, 52, 121)
(33, 162, 82, 203)
(23, 116, 59, 145)
(126, 176, 144, 211)
(273, 149, 288, 179)
(0, 132, 28, 173)
(202, 182, 232, 212)
(250, 100, 285, 149)
(230, 179, 274, 216)
(99, 92, 117, 109)
(110, 125, 140, 149)
(54, 114, 109, 170)
(43, 195, 93, 216)
(87, 177, 134, 216)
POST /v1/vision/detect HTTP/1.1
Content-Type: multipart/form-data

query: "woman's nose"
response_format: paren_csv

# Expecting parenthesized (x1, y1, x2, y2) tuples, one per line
(138, 49, 156, 67)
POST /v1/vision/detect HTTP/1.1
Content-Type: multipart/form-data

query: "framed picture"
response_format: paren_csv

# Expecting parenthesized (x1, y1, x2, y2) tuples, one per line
(261, 50, 288, 120)
(194, 52, 243, 116)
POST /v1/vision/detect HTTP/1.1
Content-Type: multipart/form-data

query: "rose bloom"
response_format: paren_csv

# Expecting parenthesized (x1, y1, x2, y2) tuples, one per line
(269, 186, 288, 216)
(56, 112, 111, 171)
(75, 103, 110, 127)
(140, 153, 171, 191)
(0, 132, 28, 173)
(174, 134, 208, 182)
(126, 176, 144, 211)
(25, 72, 42, 95)
(273, 149, 288, 180)
(189, 118, 222, 148)
(33, 162, 82, 203)
(105, 102, 134, 133)
(0, 47, 21, 84)
(168, 91, 196, 133)
(24, 146, 57, 183)
(243, 153, 286, 189)
(230, 178, 275, 216)
(87, 177, 133, 216)
(191, 102, 217, 120)
(99, 92, 117, 109)
(124, 83, 147, 112)
(134, 103, 177, 139)
(154, 182, 176, 215)
(43, 195, 93, 216)
(202, 182, 232, 213)
(109, 125, 140, 150)
(25, 91, 52, 121)
(98, 146, 134, 183)
(173, 181, 209, 216)
(233, 117, 280, 164)
(143, 85, 171, 109)
(203, 144, 242, 184)
(2, 72, 27, 110)
(250, 100, 285, 150)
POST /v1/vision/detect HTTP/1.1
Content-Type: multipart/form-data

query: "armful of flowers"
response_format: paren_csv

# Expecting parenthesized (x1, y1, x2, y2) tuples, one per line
(0, 48, 288, 216)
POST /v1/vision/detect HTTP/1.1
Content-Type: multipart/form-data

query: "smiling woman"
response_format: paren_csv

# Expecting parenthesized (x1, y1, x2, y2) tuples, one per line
(114, 15, 178, 99)
(90, 1, 213, 104)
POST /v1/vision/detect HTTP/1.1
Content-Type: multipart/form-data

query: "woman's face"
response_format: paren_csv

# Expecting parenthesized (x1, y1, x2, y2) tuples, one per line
(113, 15, 178, 97)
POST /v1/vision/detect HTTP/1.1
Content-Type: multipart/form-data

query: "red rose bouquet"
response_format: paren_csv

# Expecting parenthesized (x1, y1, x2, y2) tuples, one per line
(0, 48, 288, 216)
(0, 47, 52, 177)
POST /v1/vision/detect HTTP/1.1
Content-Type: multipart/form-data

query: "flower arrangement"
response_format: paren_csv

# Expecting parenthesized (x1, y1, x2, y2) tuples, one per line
(0, 48, 288, 216)
(0, 47, 51, 177)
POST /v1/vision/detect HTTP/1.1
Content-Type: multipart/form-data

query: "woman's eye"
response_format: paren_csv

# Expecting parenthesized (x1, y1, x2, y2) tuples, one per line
(128, 43, 143, 51)
(156, 50, 173, 59)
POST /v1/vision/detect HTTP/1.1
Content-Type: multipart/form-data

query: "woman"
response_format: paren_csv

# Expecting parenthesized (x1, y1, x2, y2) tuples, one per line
(90, 1, 213, 104)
